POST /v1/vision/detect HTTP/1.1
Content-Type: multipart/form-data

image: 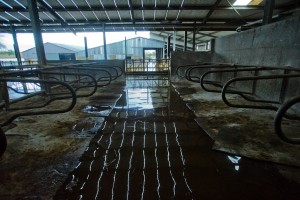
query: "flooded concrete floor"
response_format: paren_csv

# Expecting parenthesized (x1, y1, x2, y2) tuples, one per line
(53, 77, 299, 200)
(0, 78, 125, 199)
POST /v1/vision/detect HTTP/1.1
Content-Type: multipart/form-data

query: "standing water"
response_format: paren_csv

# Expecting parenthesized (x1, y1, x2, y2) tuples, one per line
(54, 76, 300, 200)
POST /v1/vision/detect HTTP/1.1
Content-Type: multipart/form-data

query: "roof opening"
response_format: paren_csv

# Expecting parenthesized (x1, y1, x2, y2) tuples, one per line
(233, 0, 251, 6)
(233, 0, 263, 6)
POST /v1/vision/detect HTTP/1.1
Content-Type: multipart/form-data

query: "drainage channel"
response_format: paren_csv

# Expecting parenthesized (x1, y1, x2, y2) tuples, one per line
(54, 85, 300, 200)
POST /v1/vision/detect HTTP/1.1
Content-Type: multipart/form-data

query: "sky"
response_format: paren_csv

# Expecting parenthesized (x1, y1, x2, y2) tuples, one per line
(0, 31, 150, 52)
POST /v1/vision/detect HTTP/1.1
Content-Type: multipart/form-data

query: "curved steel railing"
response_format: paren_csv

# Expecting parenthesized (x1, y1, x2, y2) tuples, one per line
(221, 73, 300, 110)
(2, 70, 98, 98)
(0, 78, 77, 156)
(274, 95, 300, 144)
(0, 78, 77, 126)
(57, 67, 113, 86)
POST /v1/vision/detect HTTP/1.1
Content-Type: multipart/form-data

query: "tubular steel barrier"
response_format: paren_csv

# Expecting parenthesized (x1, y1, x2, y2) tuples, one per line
(2, 70, 98, 100)
(221, 73, 300, 144)
(275, 95, 300, 144)
(59, 67, 113, 86)
(0, 62, 122, 156)
(177, 62, 300, 145)
(175, 62, 233, 80)
(0, 78, 77, 156)
(221, 73, 300, 110)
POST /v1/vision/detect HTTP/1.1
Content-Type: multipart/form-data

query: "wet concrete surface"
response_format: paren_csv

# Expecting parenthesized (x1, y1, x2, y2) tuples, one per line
(1, 75, 299, 199)
(54, 78, 300, 200)
(0, 78, 125, 199)
(172, 80, 300, 168)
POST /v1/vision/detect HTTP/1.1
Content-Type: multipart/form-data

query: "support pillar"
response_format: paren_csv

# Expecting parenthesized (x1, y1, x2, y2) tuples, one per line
(167, 35, 171, 58)
(27, 0, 46, 67)
(173, 31, 176, 52)
(84, 37, 88, 60)
(184, 31, 187, 51)
(11, 26, 28, 93)
(192, 31, 196, 51)
(11, 26, 22, 65)
(125, 37, 127, 72)
(263, 0, 275, 25)
(103, 24, 107, 60)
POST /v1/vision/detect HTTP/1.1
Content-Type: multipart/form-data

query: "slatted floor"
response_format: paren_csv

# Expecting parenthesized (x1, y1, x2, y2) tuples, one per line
(54, 81, 300, 200)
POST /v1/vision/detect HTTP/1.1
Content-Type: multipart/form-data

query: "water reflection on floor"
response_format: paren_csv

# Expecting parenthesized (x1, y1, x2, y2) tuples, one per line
(54, 76, 300, 200)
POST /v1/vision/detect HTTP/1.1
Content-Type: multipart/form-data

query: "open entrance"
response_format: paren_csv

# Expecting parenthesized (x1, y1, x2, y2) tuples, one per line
(126, 48, 169, 75)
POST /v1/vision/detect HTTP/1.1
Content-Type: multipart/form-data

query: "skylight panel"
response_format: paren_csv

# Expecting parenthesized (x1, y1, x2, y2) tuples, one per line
(55, 11, 66, 22)
(84, 0, 92, 8)
(176, 0, 185, 20)
(5, 11, 21, 22)
(67, 11, 77, 21)
(180, 0, 185, 7)
(113, 0, 122, 21)
(43, 11, 55, 22)
(0, 14, 9, 22)
(233, 0, 251, 6)
(0, 0, 13, 9)
(165, 10, 169, 20)
(176, 10, 181, 20)
(56, 0, 65, 8)
(99, 0, 111, 21)
(84, 0, 99, 21)
(14, 0, 26, 9)
(80, 11, 88, 21)
(42, 0, 52, 8)
(17, 11, 31, 21)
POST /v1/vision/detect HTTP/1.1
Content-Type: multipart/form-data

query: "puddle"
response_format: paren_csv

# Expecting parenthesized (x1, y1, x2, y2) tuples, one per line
(71, 117, 105, 136)
(82, 105, 112, 116)
(54, 78, 300, 200)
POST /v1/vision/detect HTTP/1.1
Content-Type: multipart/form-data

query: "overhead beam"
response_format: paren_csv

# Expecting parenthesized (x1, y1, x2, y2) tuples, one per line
(0, 5, 268, 12)
(0, 18, 256, 27)
(0, 26, 239, 33)
(151, 31, 205, 44)
(202, 0, 222, 25)
(197, 32, 217, 38)
(195, 0, 222, 33)
(0, 23, 239, 31)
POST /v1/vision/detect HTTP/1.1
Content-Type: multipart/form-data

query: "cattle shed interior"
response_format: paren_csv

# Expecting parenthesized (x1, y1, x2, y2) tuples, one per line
(0, 0, 300, 199)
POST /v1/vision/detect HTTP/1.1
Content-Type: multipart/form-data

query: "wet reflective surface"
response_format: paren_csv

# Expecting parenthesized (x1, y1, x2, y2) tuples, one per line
(55, 76, 300, 200)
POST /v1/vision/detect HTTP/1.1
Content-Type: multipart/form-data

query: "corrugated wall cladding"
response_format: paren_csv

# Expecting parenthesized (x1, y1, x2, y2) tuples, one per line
(76, 37, 165, 60)
(22, 43, 78, 60)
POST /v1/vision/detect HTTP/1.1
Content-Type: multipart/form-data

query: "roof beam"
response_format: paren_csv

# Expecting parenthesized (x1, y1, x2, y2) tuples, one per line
(202, 0, 222, 25)
(0, 5, 270, 12)
(0, 18, 256, 25)
(0, 23, 239, 32)
(195, 0, 222, 33)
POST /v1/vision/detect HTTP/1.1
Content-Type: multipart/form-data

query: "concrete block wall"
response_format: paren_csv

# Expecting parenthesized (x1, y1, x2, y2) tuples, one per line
(170, 51, 212, 81)
(170, 16, 299, 110)
(212, 16, 300, 68)
(211, 16, 300, 104)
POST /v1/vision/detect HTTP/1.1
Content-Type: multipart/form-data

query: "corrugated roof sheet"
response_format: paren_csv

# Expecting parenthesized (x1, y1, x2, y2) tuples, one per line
(0, 0, 297, 33)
